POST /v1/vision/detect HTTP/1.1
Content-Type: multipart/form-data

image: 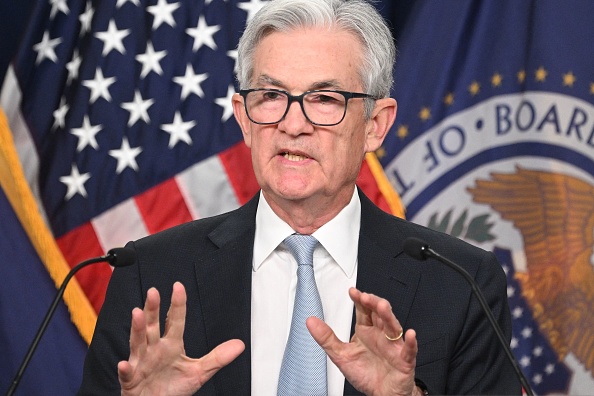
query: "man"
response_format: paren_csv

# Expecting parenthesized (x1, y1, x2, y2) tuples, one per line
(79, 0, 521, 395)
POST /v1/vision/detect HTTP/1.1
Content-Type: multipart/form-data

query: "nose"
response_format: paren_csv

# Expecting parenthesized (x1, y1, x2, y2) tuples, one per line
(278, 100, 314, 135)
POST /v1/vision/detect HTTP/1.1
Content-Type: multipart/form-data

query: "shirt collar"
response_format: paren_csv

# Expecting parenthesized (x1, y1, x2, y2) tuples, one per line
(253, 192, 296, 271)
(253, 188, 361, 278)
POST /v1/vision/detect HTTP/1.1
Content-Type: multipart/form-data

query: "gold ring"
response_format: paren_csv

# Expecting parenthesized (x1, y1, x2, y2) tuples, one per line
(385, 329, 404, 341)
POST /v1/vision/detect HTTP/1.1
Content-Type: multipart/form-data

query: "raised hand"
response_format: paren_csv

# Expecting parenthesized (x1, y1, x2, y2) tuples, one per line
(117, 282, 245, 396)
(308, 287, 419, 396)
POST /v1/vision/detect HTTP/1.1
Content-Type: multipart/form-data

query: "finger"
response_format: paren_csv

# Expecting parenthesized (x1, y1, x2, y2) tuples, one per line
(144, 287, 161, 346)
(375, 300, 401, 339)
(400, 329, 418, 366)
(355, 289, 403, 338)
(376, 301, 402, 340)
(163, 282, 187, 340)
(117, 360, 133, 385)
(374, 314, 385, 333)
(198, 339, 245, 383)
(128, 307, 147, 364)
(307, 316, 343, 359)
(357, 291, 392, 320)
(349, 288, 374, 326)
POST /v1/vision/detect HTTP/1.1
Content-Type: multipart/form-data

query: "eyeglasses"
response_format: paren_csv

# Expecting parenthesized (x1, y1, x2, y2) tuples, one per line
(239, 88, 378, 126)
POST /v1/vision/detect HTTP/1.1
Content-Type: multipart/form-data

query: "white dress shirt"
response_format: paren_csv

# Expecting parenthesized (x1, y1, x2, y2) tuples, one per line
(251, 189, 361, 396)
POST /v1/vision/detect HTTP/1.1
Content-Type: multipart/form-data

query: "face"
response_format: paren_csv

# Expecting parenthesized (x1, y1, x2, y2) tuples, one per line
(233, 27, 396, 218)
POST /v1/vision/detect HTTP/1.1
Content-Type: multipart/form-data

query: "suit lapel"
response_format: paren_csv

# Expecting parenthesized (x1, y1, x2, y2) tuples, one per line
(355, 233, 421, 329)
(194, 194, 259, 394)
(355, 190, 421, 328)
(344, 191, 422, 395)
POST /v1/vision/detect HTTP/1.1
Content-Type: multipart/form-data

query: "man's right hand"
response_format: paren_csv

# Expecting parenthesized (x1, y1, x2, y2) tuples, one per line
(117, 282, 245, 396)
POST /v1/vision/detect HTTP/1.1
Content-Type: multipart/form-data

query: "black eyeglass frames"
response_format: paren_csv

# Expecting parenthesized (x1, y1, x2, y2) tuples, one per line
(239, 88, 378, 126)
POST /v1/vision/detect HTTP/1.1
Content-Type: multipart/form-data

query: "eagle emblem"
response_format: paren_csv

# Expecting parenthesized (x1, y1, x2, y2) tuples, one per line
(468, 166, 594, 376)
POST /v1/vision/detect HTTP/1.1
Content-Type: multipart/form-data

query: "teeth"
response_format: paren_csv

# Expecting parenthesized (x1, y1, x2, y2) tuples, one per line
(283, 152, 308, 161)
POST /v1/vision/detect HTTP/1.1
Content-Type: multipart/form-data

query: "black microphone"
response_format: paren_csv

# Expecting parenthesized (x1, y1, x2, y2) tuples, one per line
(403, 237, 534, 396)
(5, 247, 136, 396)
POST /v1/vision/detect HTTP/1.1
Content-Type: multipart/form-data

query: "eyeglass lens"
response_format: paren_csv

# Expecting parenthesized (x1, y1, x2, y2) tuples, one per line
(245, 90, 348, 125)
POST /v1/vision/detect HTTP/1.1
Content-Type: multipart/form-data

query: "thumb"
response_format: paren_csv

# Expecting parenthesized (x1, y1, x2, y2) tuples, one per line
(199, 339, 246, 380)
(307, 316, 342, 358)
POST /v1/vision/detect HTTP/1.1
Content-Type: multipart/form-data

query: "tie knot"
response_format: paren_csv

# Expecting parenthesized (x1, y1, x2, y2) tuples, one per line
(283, 234, 318, 266)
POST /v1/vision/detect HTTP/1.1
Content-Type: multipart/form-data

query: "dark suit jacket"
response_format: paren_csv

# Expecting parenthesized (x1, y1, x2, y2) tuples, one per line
(79, 189, 521, 395)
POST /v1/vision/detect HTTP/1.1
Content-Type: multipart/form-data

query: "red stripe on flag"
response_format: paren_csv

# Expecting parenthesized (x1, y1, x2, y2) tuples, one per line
(134, 178, 193, 234)
(56, 222, 112, 314)
(357, 159, 392, 214)
(218, 142, 260, 205)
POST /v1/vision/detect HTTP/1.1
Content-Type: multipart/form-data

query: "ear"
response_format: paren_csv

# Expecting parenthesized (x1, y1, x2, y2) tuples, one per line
(232, 92, 253, 148)
(364, 98, 397, 153)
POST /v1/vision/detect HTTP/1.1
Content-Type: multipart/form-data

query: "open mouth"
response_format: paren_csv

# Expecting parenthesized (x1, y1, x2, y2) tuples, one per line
(281, 152, 310, 162)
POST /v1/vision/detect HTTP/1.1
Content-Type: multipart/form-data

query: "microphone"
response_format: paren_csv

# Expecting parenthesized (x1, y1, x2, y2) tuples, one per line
(6, 247, 136, 396)
(403, 237, 534, 396)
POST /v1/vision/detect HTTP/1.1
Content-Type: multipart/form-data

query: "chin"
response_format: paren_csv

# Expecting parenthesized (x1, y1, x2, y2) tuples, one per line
(269, 183, 316, 202)
(276, 189, 312, 201)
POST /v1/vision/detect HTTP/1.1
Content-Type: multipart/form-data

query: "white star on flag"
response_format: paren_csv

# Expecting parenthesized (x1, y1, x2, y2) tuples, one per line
(33, 31, 62, 64)
(49, 0, 69, 19)
(173, 64, 208, 100)
(512, 306, 523, 319)
(121, 90, 155, 126)
(59, 164, 91, 200)
(52, 98, 69, 130)
(66, 49, 82, 84)
(186, 15, 221, 51)
(70, 115, 103, 152)
(135, 42, 167, 78)
(161, 111, 196, 148)
(521, 326, 533, 339)
(95, 19, 130, 56)
(510, 337, 519, 349)
(147, 0, 180, 29)
(82, 67, 117, 103)
(109, 137, 143, 174)
(79, 2, 94, 36)
(116, 0, 140, 8)
(238, 0, 270, 23)
(226, 49, 238, 72)
(215, 85, 236, 122)
(520, 355, 531, 368)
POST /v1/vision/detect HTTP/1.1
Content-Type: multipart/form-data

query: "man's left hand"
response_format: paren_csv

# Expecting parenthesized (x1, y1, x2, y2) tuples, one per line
(307, 287, 419, 396)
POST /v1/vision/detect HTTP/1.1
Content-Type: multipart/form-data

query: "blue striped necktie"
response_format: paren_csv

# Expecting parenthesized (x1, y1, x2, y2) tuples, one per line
(277, 234, 327, 396)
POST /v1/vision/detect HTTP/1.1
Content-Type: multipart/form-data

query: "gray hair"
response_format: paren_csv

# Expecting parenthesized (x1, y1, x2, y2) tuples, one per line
(236, 0, 396, 118)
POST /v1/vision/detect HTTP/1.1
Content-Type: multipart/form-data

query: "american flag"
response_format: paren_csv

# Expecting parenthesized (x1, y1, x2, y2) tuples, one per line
(0, 0, 402, 392)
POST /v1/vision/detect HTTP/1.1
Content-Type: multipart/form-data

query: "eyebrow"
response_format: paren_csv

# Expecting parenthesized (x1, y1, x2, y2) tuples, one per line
(255, 74, 345, 91)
